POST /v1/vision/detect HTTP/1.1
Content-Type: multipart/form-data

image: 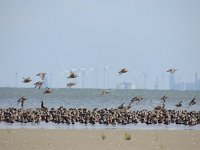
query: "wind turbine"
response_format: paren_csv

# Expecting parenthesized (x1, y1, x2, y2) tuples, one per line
(74, 68, 95, 88)
(142, 72, 147, 89)
(58, 61, 70, 87)
(15, 72, 18, 87)
(104, 65, 110, 89)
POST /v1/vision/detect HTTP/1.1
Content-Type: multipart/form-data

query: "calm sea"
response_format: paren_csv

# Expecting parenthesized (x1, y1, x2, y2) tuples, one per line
(0, 88, 199, 130)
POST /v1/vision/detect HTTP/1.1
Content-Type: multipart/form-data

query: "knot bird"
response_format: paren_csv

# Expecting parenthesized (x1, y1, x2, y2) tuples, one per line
(34, 81, 44, 89)
(118, 68, 128, 75)
(22, 77, 32, 83)
(67, 71, 78, 79)
(17, 96, 27, 108)
(37, 73, 46, 80)
(167, 68, 177, 74)
(67, 82, 76, 88)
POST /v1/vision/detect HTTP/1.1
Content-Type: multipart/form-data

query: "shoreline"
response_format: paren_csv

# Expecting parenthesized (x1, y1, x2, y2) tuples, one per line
(0, 129, 200, 150)
(1, 122, 200, 130)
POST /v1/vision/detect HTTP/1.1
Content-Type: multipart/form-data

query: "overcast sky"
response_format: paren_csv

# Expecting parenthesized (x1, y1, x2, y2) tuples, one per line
(0, 0, 200, 89)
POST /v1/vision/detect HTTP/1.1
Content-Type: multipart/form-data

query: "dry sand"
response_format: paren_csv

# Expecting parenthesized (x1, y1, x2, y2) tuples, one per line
(0, 129, 200, 150)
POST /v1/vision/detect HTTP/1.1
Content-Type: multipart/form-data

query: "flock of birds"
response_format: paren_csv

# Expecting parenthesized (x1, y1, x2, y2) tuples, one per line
(0, 67, 199, 126)
(16, 67, 198, 112)
(17, 67, 130, 108)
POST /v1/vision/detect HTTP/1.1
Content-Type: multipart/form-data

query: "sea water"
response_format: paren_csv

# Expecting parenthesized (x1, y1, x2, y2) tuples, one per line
(0, 88, 199, 130)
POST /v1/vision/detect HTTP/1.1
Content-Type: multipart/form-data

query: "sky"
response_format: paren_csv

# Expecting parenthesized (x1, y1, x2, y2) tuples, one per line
(0, 0, 200, 89)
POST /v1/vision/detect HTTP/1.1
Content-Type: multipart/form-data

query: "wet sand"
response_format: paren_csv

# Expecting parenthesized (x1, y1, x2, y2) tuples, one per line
(0, 129, 200, 150)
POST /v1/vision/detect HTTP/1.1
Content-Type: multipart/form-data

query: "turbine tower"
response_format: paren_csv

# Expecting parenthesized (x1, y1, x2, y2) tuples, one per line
(142, 72, 147, 89)
(15, 72, 18, 87)
(104, 65, 110, 89)
(73, 68, 95, 88)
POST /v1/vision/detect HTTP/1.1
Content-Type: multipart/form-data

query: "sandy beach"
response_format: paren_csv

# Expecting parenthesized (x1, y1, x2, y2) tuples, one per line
(0, 129, 199, 150)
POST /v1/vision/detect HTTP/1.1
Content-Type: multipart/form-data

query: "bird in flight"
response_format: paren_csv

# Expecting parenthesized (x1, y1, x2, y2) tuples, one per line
(118, 68, 128, 75)
(160, 95, 168, 103)
(34, 81, 44, 89)
(37, 73, 46, 80)
(100, 89, 111, 95)
(17, 96, 27, 108)
(176, 100, 182, 108)
(67, 82, 76, 88)
(67, 71, 78, 78)
(22, 77, 32, 83)
(188, 96, 197, 107)
(167, 68, 177, 74)
(43, 87, 52, 94)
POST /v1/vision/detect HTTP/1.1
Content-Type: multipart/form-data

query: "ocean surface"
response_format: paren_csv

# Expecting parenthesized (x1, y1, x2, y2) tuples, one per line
(0, 88, 200, 130)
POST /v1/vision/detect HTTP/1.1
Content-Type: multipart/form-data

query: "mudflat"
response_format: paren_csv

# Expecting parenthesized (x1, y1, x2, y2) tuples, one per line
(0, 129, 199, 150)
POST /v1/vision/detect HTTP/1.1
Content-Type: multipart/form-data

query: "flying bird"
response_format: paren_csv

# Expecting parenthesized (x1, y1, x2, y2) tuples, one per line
(131, 96, 144, 103)
(176, 101, 182, 108)
(17, 96, 27, 108)
(189, 96, 197, 107)
(160, 95, 168, 103)
(167, 68, 177, 74)
(67, 71, 78, 79)
(67, 82, 76, 88)
(100, 89, 111, 95)
(37, 73, 46, 80)
(118, 68, 128, 75)
(22, 77, 32, 83)
(34, 81, 44, 89)
(43, 87, 52, 94)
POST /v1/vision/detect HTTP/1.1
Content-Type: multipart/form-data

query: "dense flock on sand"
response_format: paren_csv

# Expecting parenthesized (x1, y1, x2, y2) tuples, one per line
(0, 68, 199, 126)
(0, 95, 200, 126)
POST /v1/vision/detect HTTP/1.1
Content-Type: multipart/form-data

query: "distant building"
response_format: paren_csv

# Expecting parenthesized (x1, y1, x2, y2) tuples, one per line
(169, 72, 200, 90)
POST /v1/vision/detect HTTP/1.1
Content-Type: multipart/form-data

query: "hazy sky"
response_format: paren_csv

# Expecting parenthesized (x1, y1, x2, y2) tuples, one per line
(0, 0, 200, 89)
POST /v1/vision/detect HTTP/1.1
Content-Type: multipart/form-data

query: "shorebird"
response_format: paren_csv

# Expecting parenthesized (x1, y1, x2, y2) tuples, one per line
(43, 87, 52, 94)
(118, 102, 125, 109)
(100, 89, 111, 95)
(175, 101, 182, 108)
(17, 96, 27, 108)
(118, 68, 128, 75)
(34, 81, 44, 89)
(67, 71, 78, 79)
(131, 96, 143, 103)
(67, 82, 76, 88)
(154, 103, 165, 111)
(167, 68, 177, 74)
(22, 77, 32, 83)
(189, 96, 197, 107)
(41, 100, 48, 111)
(160, 95, 168, 103)
(37, 73, 46, 80)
